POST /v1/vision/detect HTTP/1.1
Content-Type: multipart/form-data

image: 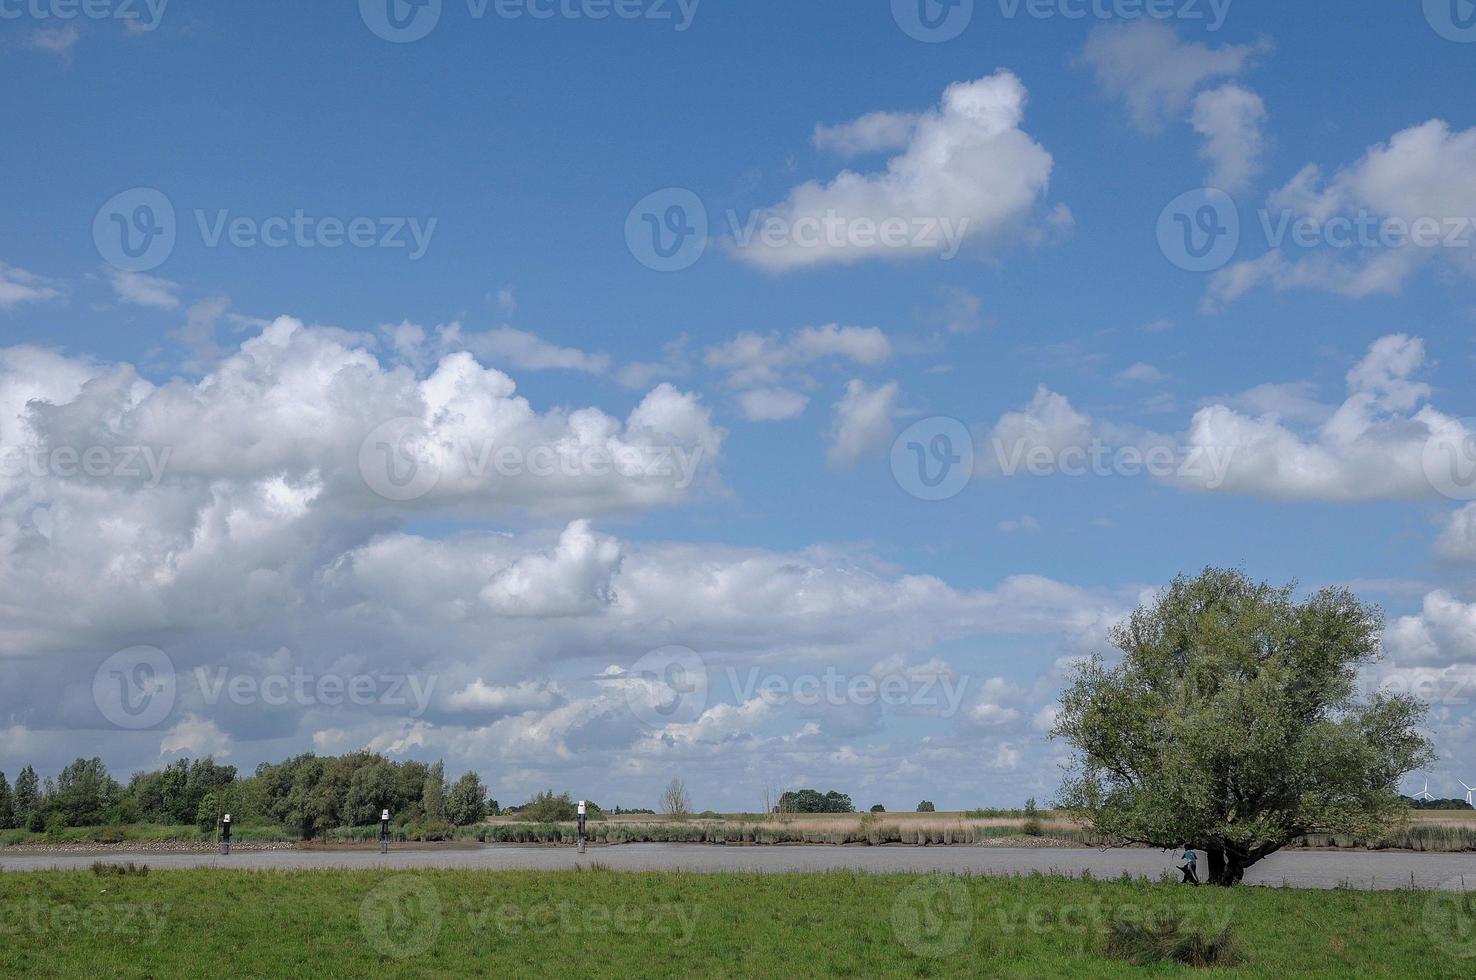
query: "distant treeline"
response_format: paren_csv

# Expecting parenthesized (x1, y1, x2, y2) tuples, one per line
(776, 789, 855, 813)
(1400, 795, 1475, 811)
(0, 754, 500, 836)
(0, 757, 921, 834)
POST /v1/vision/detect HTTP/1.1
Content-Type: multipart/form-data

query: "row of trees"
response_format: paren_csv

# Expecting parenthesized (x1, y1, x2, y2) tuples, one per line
(0, 759, 129, 831)
(0, 753, 500, 836)
(776, 789, 854, 813)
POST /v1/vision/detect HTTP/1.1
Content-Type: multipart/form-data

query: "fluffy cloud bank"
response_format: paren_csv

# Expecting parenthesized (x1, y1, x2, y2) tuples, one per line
(732, 71, 1057, 270)
(978, 334, 1475, 504)
(1210, 119, 1476, 305)
(0, 318, 1134, 807)
(1084, 23, 1268, 192)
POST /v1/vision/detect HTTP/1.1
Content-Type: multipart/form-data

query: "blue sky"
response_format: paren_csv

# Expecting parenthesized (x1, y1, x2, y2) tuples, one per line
(2, 1, 1476, 810)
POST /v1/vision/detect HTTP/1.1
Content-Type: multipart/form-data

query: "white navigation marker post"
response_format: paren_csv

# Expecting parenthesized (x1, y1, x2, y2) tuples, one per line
(380, 809, 391, 854)
(577, 800, 587, 854)
(220, 813, 231, 856)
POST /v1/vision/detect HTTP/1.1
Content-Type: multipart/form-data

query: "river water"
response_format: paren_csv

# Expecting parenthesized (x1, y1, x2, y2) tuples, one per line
(3, 844, 1474, 890)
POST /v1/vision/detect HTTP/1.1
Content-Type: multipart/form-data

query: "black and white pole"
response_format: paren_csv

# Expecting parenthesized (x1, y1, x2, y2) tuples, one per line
(577, 800, 587, 854)
(380, 808, 391, 854)
(219, 813, 231, 856)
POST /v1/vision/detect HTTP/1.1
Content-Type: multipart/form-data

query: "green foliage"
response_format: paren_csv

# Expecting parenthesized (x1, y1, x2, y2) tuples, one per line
(89, 861, 149, 877)
(1053, 568, 1435, 885)
(778, 789, 854, 813)
(869, 804, 885, 813)
(5, 752, 489, 839)
(519, 789, 578, 823)
(1022, 798, 1044, 837)
(444, 772, 488, 826)
(916, 800, 935, 812)
(52, 758, 122, 828)
(128, 757, 236, 827)
(0, 772, 13, 830)
(12, 766, 38, 827)
(422, 761, 446, 823)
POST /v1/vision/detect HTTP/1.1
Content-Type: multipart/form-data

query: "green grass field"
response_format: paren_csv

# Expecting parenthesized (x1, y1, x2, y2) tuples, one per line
(2, 867, 1474, 977)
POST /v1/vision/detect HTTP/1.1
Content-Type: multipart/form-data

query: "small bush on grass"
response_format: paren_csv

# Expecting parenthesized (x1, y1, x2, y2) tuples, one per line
(91, 861, 149, 877)
(1104, 910, 1238, 967)
(1022, 798, 1044, 837)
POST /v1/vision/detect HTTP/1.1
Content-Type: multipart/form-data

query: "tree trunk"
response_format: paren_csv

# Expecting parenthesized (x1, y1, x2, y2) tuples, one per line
(1205, 846, 1246, 886)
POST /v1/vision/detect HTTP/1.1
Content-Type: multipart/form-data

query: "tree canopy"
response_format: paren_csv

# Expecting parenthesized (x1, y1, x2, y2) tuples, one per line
(1052, 568, 1433, 885)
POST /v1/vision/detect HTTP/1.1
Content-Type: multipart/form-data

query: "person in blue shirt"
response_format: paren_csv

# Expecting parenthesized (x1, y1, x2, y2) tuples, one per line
(1178, 846, 1200, 885)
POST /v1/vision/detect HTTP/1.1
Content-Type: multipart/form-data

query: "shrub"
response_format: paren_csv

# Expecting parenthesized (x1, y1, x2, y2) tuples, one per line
(870, 804, 886, 813)
(90, 861, 149, 877)
(1022, 797, 1043, 837)
(1104, 911, 1238, 967)
(916, 801, 935, 813)
(91, 826, 127, 844)
(521, 791, 579, 823)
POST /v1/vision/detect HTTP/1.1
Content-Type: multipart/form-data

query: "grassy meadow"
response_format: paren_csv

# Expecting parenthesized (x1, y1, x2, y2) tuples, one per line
(2, 866, 1474, 977)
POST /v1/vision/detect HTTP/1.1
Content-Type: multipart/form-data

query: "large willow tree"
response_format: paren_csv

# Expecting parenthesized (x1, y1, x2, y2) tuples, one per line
(1052, 568, 1433, 886)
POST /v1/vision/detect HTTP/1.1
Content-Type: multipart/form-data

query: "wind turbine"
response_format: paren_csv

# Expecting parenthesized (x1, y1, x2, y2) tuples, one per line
(1413, 778, 1435, 803)
(1460, 779, 1475, 808)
